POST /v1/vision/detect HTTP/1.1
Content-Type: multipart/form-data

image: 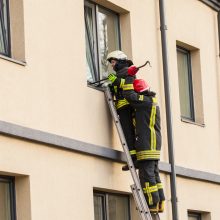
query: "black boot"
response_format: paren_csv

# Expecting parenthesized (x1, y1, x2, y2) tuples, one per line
(122, 160, 139, 171)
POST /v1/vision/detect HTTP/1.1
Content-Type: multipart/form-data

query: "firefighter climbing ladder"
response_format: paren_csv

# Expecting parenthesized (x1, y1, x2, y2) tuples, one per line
(104, 85, 160, 220)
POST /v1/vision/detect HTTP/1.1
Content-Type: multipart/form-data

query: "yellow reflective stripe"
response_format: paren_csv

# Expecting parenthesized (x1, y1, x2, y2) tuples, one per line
(139, 95, 144, 101)
(149, 105, 157, 151)
(152, 97, 157, 103)
(136, 150, 160, 160)
(115, 99, 129, 109)
(129, 150, 136, 155)
(149, 185, 158, 193)
(157, 183, 163, 189)
(122, 84, 134, 90)
(143, 183, 159, 205)
(114, 86, 117, 93)
(119, 79, 125, 88)
(137, 155, 160, 160)
(133, 118, 136, 127)
(137, 150, 160, 155)
(144, 182, 153, 205)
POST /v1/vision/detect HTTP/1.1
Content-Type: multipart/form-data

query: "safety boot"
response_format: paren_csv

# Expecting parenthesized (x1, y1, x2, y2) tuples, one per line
(149, 203, 159, 213)
(158, 200, 165, 213)
(122, 160, 139, 171)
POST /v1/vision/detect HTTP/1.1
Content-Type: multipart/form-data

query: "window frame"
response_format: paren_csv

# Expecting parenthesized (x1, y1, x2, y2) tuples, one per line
(0, 175, 16, 220)
(0, 0, 11, 57)
(84, 0, 121, 84)
(93, 191, 131, 220)
(177, 46, 195, 121)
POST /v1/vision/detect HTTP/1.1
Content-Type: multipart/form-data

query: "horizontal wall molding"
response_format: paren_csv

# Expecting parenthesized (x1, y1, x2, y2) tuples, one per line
(0, 121, 125, 162)
(0, 120, 220, 185)
(199, 0, 220, 11)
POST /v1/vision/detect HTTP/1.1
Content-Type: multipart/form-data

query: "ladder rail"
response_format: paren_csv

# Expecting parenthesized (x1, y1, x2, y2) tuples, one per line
(104, 86, 157, 220)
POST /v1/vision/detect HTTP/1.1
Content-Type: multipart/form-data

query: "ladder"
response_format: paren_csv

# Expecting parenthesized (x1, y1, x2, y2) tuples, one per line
(104, 85, 160, 220)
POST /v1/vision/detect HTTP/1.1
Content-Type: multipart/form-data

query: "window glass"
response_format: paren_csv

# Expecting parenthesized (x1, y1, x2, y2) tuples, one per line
(188, 212, 201, 220)
(84, 1, 120, 83)
(0, 0, 10, 56)
(108, 194, 130, 220)
(94, 192, 130, 220)
(94, 194, 105, 220)
(97, 7, 120, 78)
(177, 47, 194, 120)
(0, 177, 15, 220)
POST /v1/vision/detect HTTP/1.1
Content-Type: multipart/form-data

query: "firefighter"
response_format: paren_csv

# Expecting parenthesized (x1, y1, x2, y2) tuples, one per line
(106, 50, 137, 171)
(122, 75, 165, 213)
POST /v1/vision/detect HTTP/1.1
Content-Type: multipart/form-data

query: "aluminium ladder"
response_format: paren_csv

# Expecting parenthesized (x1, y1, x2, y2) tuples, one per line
(103, 85, 160, 220)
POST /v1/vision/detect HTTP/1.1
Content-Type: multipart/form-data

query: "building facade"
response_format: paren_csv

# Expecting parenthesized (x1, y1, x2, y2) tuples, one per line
(0, 0, 220, 219)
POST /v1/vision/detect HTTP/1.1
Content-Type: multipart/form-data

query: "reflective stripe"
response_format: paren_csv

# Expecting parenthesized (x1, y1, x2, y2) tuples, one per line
(149, 105, 157, 151)
(149, 185, 158, 193)
(136, 150, 160, 160)
(122, 83, 134, 90)
(114, 86, 117, 93)
(119, 79, 125, 88)
(115, 99, 129, 109)
(144, 182, 153, 205)
(129, 150, 136, 155)
(152, 97, 157, 103)
(139, 95, 144, 101)
(143, 182, 158, 205)
(157, 183, 163, 190)
(159, 200, 165, 212)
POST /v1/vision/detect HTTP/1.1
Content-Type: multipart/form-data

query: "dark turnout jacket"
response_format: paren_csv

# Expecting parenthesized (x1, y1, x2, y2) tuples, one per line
(122, 76, 161, 161)
(110, 67, 131, 110)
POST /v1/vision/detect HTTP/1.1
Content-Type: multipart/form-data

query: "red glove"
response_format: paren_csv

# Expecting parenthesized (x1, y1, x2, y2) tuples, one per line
(127, 65, 139, 76)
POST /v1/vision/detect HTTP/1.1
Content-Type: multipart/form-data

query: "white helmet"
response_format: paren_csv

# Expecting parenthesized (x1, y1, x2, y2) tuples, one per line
(107, 50, 127, 62)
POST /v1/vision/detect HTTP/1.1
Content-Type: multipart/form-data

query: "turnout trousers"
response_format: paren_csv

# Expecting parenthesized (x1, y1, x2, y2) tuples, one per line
(139, 160, 165, 208)
(117, 106, 136, 160)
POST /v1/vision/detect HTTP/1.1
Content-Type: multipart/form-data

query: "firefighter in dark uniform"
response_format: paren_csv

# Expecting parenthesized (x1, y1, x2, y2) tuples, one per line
(106, 50, 137, 170)
(122, 74, 165, 213)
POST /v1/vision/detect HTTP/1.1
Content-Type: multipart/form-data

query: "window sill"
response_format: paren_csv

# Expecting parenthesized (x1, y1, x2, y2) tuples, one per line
(0, 54, 26, 66)
(181, 118, 205, 127)
(87, 82, 105, 92)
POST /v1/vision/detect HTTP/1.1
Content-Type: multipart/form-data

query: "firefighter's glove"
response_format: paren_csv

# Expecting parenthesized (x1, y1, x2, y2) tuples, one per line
(108, 73, 117, 83)
(128, 65, 139, 76)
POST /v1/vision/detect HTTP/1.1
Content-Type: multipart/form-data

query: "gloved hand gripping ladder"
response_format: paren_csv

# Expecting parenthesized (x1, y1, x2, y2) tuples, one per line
(103, 85, 160, 220)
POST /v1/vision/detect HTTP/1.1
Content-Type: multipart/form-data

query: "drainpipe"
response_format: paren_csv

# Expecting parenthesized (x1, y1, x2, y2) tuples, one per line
(158, 1, 179, 220)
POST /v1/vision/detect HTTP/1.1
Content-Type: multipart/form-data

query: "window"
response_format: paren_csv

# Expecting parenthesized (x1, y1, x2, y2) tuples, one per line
(0, 176, 16, 220)
(84, 1, 120, 83)
(0, 0, 10, 56)
(0, 0, 25, 62)
(177, 46, 195, 121)
(188, 212, 201, 220)
(94, 191, 130, 220)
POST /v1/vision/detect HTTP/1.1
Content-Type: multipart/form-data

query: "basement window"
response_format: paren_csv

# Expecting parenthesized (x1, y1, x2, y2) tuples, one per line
(93, 191, 130, 220)
(188, 212, 201, 220)
(84, 0, 120, 84)
(0, 176, 16, 220)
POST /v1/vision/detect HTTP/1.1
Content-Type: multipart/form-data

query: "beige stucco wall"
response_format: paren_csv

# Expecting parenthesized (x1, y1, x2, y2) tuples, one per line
(166, 0, 220, 173)
(0, 0, 220, 219)
(177, 177, 220, 220)
(0, 135, 171, 220)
